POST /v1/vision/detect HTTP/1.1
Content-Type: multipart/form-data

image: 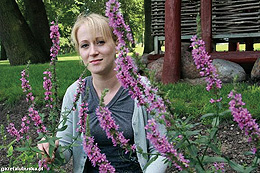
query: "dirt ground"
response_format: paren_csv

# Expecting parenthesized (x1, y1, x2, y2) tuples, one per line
(0, 99, 259, 173)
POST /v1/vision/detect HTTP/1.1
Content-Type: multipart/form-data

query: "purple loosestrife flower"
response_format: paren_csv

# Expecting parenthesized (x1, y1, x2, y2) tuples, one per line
(6, 123, 22, 142)
(20, 69, 35, 103)
(76, 102, 89, 133)
(28, 107, 47, 133)
(96, 106, 134, 153)
(106, 0, 171, 127)
(145, 119, 190, 171)
(50, 21, 60, 62)
(73, 77, 86, 111)
(38, 159, 50, 171)
(19, 116, 30, 137)
(106, 1, 188, 169)
(83, 135, 115, 173)
(228, 91, 260, 153)
(77, 102, 115, 172)
(43, 70, 53, 108)
(6, 116, 30, 142)
(213, 162, 225, 173)
(190, 35, 222, 103)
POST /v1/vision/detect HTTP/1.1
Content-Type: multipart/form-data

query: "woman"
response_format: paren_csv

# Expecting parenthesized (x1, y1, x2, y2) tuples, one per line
(38, 13, 167, 173)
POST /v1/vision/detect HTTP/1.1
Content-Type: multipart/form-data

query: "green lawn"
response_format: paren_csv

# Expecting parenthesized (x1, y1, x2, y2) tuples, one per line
(0, 48, 259, 120)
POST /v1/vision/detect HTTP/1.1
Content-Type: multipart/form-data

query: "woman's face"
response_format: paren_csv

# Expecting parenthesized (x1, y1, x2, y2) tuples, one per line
(77, 24, 116, 76)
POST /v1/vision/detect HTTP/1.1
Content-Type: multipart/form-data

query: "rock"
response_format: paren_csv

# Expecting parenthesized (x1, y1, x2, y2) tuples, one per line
(141, 53, 149, 65)
(212, 59, 246, 83)
(251, 57, 260, 80)
(147, 57, 164, 82)
(182, 77, 207, 85)
(181, 50, 201, 79)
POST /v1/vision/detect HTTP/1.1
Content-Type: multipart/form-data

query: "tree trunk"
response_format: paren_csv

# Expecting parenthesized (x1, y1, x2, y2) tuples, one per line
(0, 0, 49, 65)
(24, 0, 51, 58)
(143, 0, 154, 54)
(1, 42, 7, 60)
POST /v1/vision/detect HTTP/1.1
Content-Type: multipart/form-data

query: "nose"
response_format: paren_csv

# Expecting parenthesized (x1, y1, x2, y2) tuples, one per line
(89, 44, 98, 57)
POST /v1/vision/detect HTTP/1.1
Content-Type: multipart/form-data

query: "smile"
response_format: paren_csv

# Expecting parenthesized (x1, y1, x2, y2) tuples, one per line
(89, 59, 103, 64)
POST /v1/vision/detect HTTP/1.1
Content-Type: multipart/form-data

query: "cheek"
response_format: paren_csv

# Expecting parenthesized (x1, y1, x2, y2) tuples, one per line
(79, 52, 89, 65)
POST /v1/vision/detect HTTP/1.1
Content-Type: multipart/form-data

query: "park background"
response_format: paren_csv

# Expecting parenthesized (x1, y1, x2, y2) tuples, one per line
(0, 0, 260, 172)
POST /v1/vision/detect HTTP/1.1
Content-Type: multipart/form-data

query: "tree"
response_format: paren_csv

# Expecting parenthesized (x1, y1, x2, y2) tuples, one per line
(0, 42, 7, 60)
(0, 0, 51, 65)
(143, 0, 154, 54)
(120, 0, 144, 48)
(45, 0, 144, 53)
(24, 0, 52, 57)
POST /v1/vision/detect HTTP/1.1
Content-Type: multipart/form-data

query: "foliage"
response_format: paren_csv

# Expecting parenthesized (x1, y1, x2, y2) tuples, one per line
(43, 0, 144, 54)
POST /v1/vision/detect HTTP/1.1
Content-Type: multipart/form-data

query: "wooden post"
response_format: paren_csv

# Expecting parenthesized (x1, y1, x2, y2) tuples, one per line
(229, 39, 238, 51)
(245, 38, 254, 51)
(162, 0, 181, 84)
(201, 0, 212, 53)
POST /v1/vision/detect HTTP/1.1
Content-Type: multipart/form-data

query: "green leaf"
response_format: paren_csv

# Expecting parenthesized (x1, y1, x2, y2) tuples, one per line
(7, 145, 13, 157)
(212, 117, 219, 127)
(209, 144, 221, 155)
(37, 139, 48, 144)
(187, 145, 198, 158)
(228, 160, 245, 172)
(194, 164, 205, 172)
(36, 132, 44, 140)
(194, 137, 208, 144)
(15, 147, 30, 152)
(48, 138, 56, 147)
(200, 113, 215, 119)
(244, 166, 256, 173)
(210, 127, 218, 139)
(202, 156, 227, 163)
(31, 147, 43, 153)
(143, 155, 158, 171)
(57, 125, 68, 131)
(244, 151, 255, 155)
(219, 109, 231, 116)
(186, 130, 201, 137)
(48, 144, 55, 159)
(70, 143, 80, 148)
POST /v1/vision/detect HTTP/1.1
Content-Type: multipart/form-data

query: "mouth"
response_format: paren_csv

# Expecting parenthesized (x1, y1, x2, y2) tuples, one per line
(89, 59, 103, 64)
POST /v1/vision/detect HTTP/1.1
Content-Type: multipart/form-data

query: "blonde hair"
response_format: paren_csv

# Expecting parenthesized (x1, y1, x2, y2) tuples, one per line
(71, 13, 117, 52)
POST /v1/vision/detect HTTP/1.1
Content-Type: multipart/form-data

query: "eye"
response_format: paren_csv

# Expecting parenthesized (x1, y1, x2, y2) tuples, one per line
(97, 40, 105, 46)
(80, 43, 89, 48)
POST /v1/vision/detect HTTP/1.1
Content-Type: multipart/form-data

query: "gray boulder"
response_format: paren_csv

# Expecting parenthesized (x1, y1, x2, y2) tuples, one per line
(251, 58, 260, 80)
(181, 50, 201, 79)
(147, 57, 164, 82)
(213, 59, 246, 83)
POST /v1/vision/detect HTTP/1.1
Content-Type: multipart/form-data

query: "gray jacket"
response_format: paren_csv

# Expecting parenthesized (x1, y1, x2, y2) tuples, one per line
(56, 80, 168, 173)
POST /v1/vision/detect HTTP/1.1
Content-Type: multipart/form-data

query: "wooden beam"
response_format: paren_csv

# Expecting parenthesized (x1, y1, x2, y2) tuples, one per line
(162, 0, 181, 84)
(201, 0, 212, 53)
(210, 51, 260, 63)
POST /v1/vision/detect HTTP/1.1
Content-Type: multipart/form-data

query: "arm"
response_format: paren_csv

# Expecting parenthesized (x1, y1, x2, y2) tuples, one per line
(144, 113, 168, 173)
(56, 82, 80, 163)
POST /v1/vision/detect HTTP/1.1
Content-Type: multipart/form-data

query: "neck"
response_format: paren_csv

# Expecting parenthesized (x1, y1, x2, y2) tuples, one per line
(92, 70, 121, 97)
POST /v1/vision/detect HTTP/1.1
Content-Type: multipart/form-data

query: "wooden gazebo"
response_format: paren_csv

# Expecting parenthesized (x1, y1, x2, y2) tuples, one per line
(151, 0, 260, 83)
